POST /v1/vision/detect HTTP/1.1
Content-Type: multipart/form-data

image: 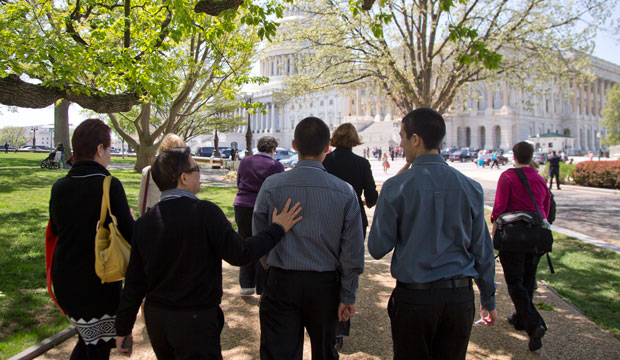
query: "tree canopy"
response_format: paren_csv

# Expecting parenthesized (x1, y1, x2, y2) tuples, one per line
(278, 0, 614, 114)
(0, 0, 289, 112)
(602, 83, 620, 145)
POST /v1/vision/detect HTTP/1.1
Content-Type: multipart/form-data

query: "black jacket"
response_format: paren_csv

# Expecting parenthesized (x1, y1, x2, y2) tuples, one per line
(323, 147, 378, 228)
(49, 161, 134, 319)
(115, 196, 285, 336)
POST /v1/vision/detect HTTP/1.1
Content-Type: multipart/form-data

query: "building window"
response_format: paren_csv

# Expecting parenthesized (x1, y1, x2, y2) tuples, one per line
(320, 100, 324, 106)
(329, 99, 334, 105)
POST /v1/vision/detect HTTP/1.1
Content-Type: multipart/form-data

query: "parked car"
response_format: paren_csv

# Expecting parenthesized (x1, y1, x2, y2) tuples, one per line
(196, 146, 215, 157)
(219, 147, 232, 159)
(533, 152, 548, 165)
(440, 149, 452, 160)
(274, 148, 294, 161)
(449, 151, 472, 162)
(280, 154, 299, 168)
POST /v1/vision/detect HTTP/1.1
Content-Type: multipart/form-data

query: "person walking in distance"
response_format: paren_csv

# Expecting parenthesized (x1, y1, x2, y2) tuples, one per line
(548, 151, 561, 190)
(491, 141, 550, 351)
(233, 136, 284, 296)
(368, 108, 497, 360)
(323, 123, 378, 351)
(254, 117, 365, 360)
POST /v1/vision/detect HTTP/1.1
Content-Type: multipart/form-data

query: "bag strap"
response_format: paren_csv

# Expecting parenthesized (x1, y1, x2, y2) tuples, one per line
(510, 168, 545, 222)
(99, 176, 118, 225)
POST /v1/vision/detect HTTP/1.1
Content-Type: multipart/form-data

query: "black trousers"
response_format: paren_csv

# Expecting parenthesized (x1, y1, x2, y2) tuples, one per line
(549, 168, 560, 189)
(234, 205, 267, 293)
(69, 335, 113, 360)
(144, 305, 224, 360)
(387, 284, 475, 360)
(260, 268, 340, 360)
(499, 251, 546, 335)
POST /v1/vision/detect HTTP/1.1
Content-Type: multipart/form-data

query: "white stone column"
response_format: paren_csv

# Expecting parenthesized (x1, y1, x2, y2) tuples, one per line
(580, 84, 585, 116)
(594, 78, 599, 116)
(586, 82, 592, 116)
(269, 103, 275, 132)
(571, 82, 577, 114)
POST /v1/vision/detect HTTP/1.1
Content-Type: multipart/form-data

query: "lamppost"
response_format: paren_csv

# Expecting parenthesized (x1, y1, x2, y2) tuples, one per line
(31, 127, 37, 148)
(244, 94, 253, 157)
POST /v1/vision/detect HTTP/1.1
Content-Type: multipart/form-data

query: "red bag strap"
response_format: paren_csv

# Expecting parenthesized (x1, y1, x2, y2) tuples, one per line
(45, 220, 65, 314)
(140, 168, 151, 215)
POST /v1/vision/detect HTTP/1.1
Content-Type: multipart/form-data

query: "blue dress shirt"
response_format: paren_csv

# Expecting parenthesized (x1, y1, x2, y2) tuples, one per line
(368, 154, 496, 310)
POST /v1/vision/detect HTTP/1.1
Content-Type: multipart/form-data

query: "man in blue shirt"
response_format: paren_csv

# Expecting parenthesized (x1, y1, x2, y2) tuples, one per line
(254, 117, 365, 360)
(368, 108, 497, 360)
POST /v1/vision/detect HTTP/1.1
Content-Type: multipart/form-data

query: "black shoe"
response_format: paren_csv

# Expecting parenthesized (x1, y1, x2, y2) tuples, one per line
(528, 325, 545, 351)
(334, 337, 343, 351)
(507, 313, 525, 331)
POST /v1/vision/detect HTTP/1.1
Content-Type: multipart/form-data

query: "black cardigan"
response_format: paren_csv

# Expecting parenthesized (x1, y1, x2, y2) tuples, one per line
(323, 147, 378, 228)
(115, 196, 285, 336)
(49, 160, 134, 319)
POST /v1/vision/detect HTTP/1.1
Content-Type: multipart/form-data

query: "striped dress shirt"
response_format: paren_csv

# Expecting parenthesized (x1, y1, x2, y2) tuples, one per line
(252, 159, 365, 304)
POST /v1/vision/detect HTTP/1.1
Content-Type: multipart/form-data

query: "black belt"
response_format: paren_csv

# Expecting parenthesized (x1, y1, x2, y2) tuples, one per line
(397, 278, 472, 290)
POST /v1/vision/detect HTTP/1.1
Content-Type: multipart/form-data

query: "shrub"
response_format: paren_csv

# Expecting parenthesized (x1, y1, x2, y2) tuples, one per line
(573, 161, 620, 189)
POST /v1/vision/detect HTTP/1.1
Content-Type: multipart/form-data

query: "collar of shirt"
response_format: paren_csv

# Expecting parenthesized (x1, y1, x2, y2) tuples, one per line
(160, 188, 198, 202)
(294, 159, 327, 172)
(255, 152, 274, 159)
(411, 153, 446, 167)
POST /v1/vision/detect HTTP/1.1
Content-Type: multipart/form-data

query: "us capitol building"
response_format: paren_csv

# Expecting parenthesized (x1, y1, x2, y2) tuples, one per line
(211, 12, 620, 156)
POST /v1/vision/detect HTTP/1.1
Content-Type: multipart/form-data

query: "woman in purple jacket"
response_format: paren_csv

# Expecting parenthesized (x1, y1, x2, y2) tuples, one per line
(233, 136, 285, 295)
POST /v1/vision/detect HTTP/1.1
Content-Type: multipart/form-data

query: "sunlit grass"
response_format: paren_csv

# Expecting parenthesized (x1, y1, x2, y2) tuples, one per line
(0, 153, 238, 358)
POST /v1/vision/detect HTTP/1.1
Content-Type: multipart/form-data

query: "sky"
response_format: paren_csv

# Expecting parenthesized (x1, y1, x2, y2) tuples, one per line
(1, 8, 619, 130)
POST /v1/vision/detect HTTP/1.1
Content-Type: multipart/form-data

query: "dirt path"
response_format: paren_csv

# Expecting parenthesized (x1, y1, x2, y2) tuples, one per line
(39, 253, 620, 360)
(39, 205, 620, 360)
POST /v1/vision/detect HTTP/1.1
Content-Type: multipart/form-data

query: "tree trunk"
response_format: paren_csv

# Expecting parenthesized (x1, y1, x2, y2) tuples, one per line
(213, 129, 220, 157)
(134, 144, 158, 173)
(134, 104, 158, 172)
(54, 99, 72, 160)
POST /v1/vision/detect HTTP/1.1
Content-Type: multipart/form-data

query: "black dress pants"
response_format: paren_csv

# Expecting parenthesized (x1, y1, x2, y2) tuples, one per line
(260, 268, 340, 360)
(144, 304, 224, 360)
(234, 205, 267, 293)
(499, 251, 546, 335)
(387, 284, 475, 360)
(549, 168, 560, 189)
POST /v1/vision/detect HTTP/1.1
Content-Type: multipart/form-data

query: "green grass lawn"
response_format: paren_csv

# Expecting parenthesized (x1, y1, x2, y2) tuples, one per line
(537, 233, 620, 339)
(0, 153, 236, 358)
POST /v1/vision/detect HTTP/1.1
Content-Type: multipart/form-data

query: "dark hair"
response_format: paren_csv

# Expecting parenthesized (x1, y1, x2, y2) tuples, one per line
(151, 147, 193, 191)
(401, 108, 445, 150)
(257, 136, 278, 153)
(513, 141, 534, 165)
(72, 119, 111, 161)
(330, 123, 362, 148)
(294, 117, 330, 156)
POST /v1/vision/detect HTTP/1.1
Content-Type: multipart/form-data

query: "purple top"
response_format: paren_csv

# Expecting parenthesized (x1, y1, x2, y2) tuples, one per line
(233, 152, 284, 208)
(491, 167, 550, 223)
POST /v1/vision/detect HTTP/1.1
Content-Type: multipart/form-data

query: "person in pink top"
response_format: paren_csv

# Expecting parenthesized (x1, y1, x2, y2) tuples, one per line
(491, 141, 550, 352)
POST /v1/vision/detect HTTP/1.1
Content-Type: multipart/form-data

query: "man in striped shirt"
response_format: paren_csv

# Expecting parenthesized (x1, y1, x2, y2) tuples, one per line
(253, 117, 365, 360)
